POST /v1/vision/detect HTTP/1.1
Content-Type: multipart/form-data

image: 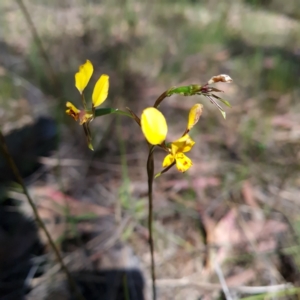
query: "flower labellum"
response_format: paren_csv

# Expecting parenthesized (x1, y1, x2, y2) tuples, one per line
(66, 102, 80, 121)
(66, 102, 93, 125)
(162, 134, 195, 172)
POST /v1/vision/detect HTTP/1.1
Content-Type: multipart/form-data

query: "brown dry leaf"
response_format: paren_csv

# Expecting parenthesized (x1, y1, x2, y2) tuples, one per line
(212, 210, 287, 251)
(199, 209, 235, 249)
(193, 177, 220, 189)
(213, 208, 241, 265)
(162, 177, 220, 191)
(203, 208, 288, 274)
(243, 219, 287, 242)
(256, 239, 277, 253)
(28, 186, 113, 246)
(272, 114, 296, 129)
(226, 269, 256, 286)
(32, 186, 113, 217)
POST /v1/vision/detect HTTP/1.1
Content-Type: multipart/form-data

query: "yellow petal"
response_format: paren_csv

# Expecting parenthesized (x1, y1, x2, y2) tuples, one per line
(175, 153, 192, 172)
(187, 104, 203, 131)
(162, 154, 175, 168)
(141, 107, 168, 145)
(171, 134, 195, 154)
(75, 60, 93, 94)
(92, 74, 109, 107)
(66, 102, 80, 121)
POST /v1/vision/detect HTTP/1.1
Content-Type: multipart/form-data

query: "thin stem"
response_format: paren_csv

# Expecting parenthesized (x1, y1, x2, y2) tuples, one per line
(153, 84, 202, 108)
(214, 254, 233, 300)
(126, 107, 141, 126)
(83, 122, 94, 151)
(15, 0, 59, 92)
(0, 130, 85, 300)
(81, 93, 87, 110)
(153, 91, 168, 108)
(146, 146, 157, 300)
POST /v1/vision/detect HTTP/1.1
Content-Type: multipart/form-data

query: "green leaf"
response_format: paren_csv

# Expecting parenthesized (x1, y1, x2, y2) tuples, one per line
(205, 95, 227, 119)
(94, 107, 118, 116)
(219, 109, 226, 119)
(94, 108, 133, 118)
(218, 98, 231, 108)
(114, 110, 134, 118)
(88, 141, 94, 151)
(212, 95, 232, 107)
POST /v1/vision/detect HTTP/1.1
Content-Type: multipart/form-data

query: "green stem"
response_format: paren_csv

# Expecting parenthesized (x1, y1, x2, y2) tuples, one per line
(146, 146, 156, 300)
(125, 107, 141, 125)
(15, 0, 59, 92)
(153, 85, 202, 108)
(81, 93, 87, 110)
(153, 91, 168, 108)
(95, 108, 133, 119)
(0, 130, 85, 300)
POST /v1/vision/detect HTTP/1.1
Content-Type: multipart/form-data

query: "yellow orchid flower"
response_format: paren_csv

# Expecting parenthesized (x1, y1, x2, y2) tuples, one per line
(65, 60, 110, 150)
(163, 134, 195, 172)
(66, 60, 110, 123)
(140, 104, 202, 173)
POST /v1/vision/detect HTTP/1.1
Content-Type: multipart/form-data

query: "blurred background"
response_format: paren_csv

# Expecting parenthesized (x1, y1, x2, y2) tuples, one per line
(1, 0, 300, 299)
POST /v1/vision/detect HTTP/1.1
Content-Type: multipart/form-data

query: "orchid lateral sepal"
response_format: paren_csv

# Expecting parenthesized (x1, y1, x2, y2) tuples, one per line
(154, 161, 176, 179)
